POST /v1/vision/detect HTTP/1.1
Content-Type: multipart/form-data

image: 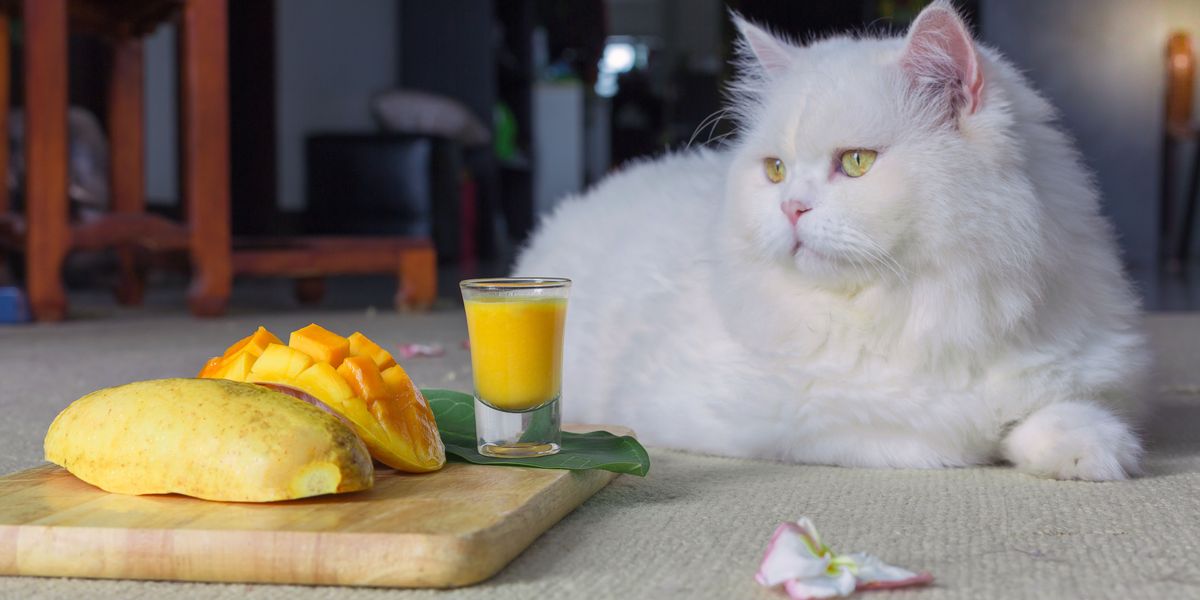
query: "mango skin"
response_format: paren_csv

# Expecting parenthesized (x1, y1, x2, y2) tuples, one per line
(44, 378, 374, 502)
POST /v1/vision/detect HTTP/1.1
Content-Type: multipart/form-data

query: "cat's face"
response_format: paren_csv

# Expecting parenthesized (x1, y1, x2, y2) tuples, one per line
(725, 6, 985, 288)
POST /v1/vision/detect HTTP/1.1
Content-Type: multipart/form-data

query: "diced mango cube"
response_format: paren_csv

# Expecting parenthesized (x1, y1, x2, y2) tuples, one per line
(197, 356, 223, 378)
(214, 352, 256, 381)
(337, 356, 390, 403)
(250, 343, 314, 381)
(380, 364, 424, 405)
(289, 324, 350, 367)
(347, 332, 396, 371)
(222, 326, 282, 359)
(295, 362, 355, 405)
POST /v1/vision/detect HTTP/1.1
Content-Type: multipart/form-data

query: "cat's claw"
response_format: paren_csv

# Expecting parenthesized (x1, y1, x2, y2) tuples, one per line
(1002, 401, 1142, 481)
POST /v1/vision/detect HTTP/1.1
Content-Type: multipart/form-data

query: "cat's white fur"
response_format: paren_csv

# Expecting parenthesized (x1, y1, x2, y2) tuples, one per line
(514, 1, 1148, 480)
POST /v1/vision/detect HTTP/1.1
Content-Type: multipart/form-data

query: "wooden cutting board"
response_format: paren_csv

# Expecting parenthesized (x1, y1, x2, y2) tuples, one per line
(0, 426, 629, 588)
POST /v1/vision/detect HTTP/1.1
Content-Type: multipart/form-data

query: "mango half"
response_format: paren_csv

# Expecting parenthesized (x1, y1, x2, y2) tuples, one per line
(199, 325, 446, 473)
(44, 378, 374, 502)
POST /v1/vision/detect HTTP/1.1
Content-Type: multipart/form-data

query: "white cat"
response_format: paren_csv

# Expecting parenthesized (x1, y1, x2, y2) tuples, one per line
(514, 1, 1147, 480)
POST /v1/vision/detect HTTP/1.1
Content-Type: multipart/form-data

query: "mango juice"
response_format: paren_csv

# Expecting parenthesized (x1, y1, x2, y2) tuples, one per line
(464, 297, 567, 411)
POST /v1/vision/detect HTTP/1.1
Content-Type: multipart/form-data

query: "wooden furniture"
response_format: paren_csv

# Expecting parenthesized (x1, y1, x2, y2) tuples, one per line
(0, 0, 437, 320)
(1163, 31, 1199, 266)
(0, 0, 228, 320)
(234, 237, 436, 310)
(0, 426, 629, 588)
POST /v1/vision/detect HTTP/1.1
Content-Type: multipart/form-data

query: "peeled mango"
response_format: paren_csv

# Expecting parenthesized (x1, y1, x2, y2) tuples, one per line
(198, 324, 446, 473)
(44, 378, 374, 502)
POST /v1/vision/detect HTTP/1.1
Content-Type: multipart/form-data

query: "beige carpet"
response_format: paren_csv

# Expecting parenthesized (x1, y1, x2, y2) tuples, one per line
(1, 310, 1198, 599)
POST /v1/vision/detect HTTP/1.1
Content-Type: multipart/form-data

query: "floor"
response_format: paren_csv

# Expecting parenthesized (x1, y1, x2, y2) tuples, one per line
(1, 310, 1198, 599)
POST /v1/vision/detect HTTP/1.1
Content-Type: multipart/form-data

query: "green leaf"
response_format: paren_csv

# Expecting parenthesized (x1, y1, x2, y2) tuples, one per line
(422, 388, 650, 477)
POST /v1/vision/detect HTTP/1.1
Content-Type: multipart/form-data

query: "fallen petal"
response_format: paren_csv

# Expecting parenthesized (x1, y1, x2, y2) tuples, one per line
(845, 552, 934, 589)
(756, 522, 834, 587)
(782, 568, 856, 600)
(397, 343, 446, 359)
(756, 519, 932, 599)
(855, 572, 935, 592)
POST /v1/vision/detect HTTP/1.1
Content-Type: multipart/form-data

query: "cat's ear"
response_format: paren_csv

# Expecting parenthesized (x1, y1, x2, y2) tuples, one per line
(901, 1, 984, 117)
(731, 12, 795, 78)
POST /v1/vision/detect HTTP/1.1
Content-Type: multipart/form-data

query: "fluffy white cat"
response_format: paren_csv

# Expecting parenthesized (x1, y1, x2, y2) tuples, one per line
(514, 1, 1147, 480)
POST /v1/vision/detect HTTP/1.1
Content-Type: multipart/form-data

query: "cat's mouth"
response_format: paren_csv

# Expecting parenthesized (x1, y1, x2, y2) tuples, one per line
(790, 238, 834, 263)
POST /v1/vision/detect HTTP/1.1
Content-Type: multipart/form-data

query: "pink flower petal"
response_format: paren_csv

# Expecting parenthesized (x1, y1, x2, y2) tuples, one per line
(755, 519, 932, 599)
(756, 521, 832, 587)
(396, 343, 445, 359)
(783, 568, 856, 600)
(855, 572, 934, 591)
(845, 552, 934, 589)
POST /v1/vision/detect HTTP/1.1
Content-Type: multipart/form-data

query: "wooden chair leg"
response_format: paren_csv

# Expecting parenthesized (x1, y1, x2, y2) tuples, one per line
(181, 0, 231, 317)
(109, 36, 146, 306)
(396, 245, 436, 311)
(294, 276, 326, 306)
(0, 11, 10, 220)
(23, 0, 69, 321)
(0, 11, 10, 279)
(1179, 139, 1200, 265)
(1161, 136, 1176, 265)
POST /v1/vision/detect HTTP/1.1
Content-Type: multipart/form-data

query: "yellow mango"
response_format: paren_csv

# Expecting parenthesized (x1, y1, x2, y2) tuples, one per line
(347, 332, 397, 370)
(44, 378, 373, 502)
(197, 356, 223, 378)
(222, 326, 282, 359)
(216, 352, 256, 381)
(289, 324, 350, 367)
(337, 356, 391, 403)
(203, 325, 445, 473)
(250, 343, 314, 380)
(294, 362, 355, 405)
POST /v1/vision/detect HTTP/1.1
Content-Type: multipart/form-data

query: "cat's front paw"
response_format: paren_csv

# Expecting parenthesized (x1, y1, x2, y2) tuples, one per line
(1002, 401, 1142, 481)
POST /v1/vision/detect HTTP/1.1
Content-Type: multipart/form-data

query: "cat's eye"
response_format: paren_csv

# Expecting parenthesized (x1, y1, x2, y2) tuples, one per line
(763, 158, 786, 183)
(839, 149, 877, 178)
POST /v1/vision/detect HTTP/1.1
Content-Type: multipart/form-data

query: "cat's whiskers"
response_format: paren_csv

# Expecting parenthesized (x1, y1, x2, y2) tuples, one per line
(706, 130, 738, 148)
(836, 226, 909, 289)
(687, 108, 731, 149)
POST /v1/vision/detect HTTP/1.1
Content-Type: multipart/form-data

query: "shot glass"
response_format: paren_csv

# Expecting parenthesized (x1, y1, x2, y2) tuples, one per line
(460, 278, 570, 457)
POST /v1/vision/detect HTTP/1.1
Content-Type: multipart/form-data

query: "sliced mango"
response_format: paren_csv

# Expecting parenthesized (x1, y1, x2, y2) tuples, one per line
(338, 356, 391, 404)
(213, 352, 256, 381)
(222, 326, 282, 359)
(198, 356, 223, 378)
(348, 332, 397, 371)
(294, 362, 355, 405)
(251, 343, 315, 381)
(290, 324, 351, 367)
(200, 325, 445, 473)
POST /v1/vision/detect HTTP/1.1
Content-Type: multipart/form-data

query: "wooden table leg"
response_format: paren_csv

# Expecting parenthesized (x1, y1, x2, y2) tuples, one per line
(396, 245, 436, 311)
(0, 11, 10, 220)
(24, 0, 69, 321)
(0, 11, 10, 279)
(294, 277, 326, 306)
(181, 0, 231, 317)
(109, 36, 146, 305)
(1179, 139, 1200, 265)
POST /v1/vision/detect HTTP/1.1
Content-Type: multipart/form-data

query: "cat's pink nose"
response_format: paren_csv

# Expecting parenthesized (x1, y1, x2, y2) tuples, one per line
(781, 200, 811, 226)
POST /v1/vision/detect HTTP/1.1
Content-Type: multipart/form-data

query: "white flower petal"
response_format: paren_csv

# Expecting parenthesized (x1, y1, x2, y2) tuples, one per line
(756, 522, 832, 586)
(782, 568, 857, 599)
(844, 552, 916, 582)
(842, 552, 934, 591)
(757, 519, 931, 598)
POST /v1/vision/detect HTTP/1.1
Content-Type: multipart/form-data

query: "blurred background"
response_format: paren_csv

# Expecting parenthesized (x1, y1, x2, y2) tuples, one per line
(0, 0, 1197, 322)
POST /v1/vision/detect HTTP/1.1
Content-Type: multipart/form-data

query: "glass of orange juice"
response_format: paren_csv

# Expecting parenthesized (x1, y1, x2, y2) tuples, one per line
(460, 278, 570, 457)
